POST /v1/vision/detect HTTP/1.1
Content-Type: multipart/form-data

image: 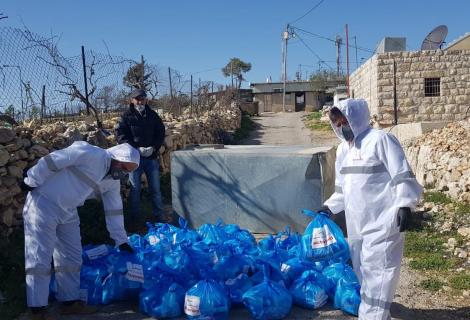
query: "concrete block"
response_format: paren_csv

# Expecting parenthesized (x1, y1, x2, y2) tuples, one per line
(171, 145, 336, 233)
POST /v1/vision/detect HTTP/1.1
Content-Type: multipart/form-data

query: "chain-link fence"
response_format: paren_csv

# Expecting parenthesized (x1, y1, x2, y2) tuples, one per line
(0, 26, 226, 124)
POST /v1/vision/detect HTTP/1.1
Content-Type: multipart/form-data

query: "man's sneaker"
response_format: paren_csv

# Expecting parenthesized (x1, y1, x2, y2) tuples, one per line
(59, 300, 97, 315)
(30, 310, 55, 320)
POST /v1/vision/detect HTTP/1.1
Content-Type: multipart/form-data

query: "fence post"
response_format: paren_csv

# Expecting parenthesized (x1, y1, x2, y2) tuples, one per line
(81, 45, 90, 115)
(40, 84, 45, 124)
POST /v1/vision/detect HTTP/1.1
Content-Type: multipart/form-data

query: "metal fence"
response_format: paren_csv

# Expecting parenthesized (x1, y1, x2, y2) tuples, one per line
(0, 26, 225, 123)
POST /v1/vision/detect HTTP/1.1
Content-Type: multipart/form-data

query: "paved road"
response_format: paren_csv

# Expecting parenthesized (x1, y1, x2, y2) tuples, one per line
(243, 111, 338, 147)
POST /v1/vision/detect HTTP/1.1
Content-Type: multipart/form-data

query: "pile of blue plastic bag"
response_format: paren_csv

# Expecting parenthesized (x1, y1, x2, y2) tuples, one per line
(72, 210, 361, 319)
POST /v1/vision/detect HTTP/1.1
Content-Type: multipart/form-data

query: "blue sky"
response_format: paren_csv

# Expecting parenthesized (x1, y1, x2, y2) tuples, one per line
(1, 0, 468, 87)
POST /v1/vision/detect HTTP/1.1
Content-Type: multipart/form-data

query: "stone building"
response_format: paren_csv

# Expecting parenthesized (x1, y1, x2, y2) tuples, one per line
(350, 43, 470, 125)
(250, 81, 340, 113)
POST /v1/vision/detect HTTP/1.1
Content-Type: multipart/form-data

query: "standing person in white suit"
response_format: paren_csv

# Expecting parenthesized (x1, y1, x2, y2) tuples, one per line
(320, 99, 423, 320)
(21, 142, 140, 320)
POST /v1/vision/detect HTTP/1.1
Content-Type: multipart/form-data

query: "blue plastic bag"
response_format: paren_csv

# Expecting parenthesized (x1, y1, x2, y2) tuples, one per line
(300, 209, 350, 261)
(173, 217, 200, 245)
(140, 277, 186, 318)
(280, 257, 316, 287)
(334, 278, 361, 316)
(80, 263, 109, 305)
(184, 279, 230, 319)
(225, 273, 253, 304)
(198, 222, 228, 245)
(321, 262, 358, 298)
(214, 253, 256, 281)
(101, 252, 143, 304)
(242, 268, 292, 320)
(289, 270, 330, 309)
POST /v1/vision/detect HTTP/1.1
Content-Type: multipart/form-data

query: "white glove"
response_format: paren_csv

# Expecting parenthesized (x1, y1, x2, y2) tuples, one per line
(138, 146, 154, 157)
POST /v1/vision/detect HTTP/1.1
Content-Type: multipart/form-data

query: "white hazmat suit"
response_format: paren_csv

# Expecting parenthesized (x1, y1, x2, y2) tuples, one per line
(23, 142, 139, 307)
(324, 99, 422, 320)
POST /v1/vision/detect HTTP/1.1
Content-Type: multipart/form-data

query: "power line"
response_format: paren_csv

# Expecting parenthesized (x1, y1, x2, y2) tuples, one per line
(292, 26, 375, 53)
(289, 0, 325, 24)
(293, 31, 334, 71)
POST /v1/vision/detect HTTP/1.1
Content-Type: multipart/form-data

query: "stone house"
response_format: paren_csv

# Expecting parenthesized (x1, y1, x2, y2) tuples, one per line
(250, 81, 339, 113)
(350, 38, 470, 125)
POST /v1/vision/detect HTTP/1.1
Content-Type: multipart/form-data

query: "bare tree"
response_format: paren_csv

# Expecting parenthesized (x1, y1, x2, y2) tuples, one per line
(21, 27, 128, 128)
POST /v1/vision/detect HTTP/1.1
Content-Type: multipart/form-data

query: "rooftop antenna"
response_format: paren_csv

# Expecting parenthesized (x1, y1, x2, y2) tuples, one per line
(421, 25, 448, 50)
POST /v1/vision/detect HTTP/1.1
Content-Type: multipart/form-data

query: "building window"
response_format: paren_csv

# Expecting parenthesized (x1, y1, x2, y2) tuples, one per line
(273, 88, 283, 93)
(424, 78, 440, 97)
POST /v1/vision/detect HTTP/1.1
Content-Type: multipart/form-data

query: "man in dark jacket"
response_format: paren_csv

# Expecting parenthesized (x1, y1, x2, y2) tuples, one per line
(115, 89, 166, 220)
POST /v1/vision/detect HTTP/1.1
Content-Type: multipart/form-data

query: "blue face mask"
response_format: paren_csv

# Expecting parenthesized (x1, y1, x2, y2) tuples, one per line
(341, 124, 355, 142)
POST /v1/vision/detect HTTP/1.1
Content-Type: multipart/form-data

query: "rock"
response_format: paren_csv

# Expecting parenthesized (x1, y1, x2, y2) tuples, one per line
(0, 208, 14, 227)
(29, 144, 49, 157)
(1, 176, 17, 187)
(0, 128, 16, 144)
(0, 149, 10, 167)
(7, 166, 22, 178)
(63, 126, 83, 143)
(458, 250, 468, 259)
(448, 238, 457, 249)
(458, 227, 470, 238)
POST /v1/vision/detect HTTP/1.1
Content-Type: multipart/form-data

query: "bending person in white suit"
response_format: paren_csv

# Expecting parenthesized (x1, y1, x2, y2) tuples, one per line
(321, 99, 422, 320)
(22, 142, 139, 320)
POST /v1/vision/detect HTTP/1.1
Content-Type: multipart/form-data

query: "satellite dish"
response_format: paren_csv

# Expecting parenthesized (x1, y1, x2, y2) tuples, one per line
(421, 25, 448, 50)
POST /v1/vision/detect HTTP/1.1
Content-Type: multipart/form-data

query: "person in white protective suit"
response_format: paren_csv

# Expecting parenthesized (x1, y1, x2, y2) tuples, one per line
(320, 99, 423, 320)
(21, 142, 140, 320)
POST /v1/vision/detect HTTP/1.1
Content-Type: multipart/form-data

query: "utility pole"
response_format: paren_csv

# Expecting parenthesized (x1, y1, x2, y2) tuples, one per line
(335, 36, 342, 77)
(282, 24, 290, 112)
(353, 36, 358, 69)
(230, 60, 234, 89)
(81, 46, 90, 115)
(345, 24, 350, 97)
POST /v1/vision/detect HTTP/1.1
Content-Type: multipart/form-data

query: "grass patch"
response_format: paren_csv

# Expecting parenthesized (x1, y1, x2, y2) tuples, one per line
(423, 191, 452, 204)
(304, 111, 331, 132)
(405, 231, 458, 271)
(409, 253, 455, 271)
(420, 278, 444, 291)
(449, 274, 470, 290)
(233, 112, 256, 143)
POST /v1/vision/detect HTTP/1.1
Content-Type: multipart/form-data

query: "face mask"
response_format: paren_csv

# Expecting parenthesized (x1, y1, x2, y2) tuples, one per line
(341, 124, 355, 142)
(136, 105, 145, 113)
(109, 167, 128, 180)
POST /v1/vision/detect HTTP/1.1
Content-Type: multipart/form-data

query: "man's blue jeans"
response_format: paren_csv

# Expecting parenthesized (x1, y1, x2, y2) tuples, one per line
(128, 157, 164, 217)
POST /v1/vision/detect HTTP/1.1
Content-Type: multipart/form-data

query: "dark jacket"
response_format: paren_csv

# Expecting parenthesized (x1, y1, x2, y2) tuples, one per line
(115, 104, 165, 159)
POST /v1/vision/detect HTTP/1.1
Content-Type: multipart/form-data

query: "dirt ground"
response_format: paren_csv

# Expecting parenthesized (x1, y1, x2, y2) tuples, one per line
(19, 112, 469, 320)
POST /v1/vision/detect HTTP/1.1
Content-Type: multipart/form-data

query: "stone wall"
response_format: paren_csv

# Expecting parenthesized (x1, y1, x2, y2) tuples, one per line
(349, 54, 378, 116)
(0, 103, 241, 236)
(403, 118, 470, 203)
(350, 50, 470, 125)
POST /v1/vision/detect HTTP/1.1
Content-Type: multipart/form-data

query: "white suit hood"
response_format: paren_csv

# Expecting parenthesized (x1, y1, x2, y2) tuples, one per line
(331, 98, 370, 141)
(106, 143, 140, 168)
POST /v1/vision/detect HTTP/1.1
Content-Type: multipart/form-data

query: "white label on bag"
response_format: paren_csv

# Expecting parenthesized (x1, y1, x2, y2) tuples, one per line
(311, 225, 337, 249)
(125, 262, 144, 283)
(85, 245, 109, 260)
(79, 289, 88, 302)
(184, 295, 201, 316)
(281, 263, 291, 273)
(148, 235, 160, 246)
